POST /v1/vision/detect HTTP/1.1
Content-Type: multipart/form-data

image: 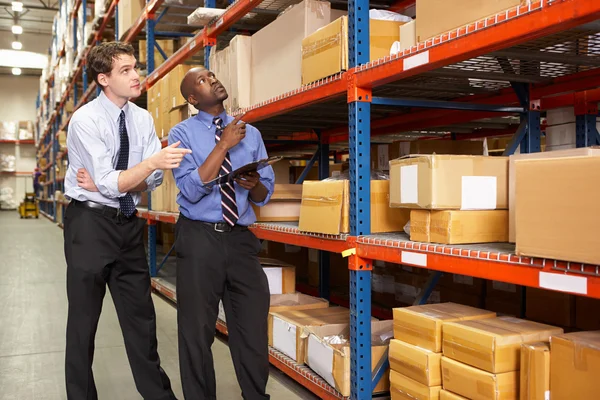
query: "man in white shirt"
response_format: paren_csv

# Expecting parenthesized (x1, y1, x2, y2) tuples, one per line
(63, 42, 189, 400)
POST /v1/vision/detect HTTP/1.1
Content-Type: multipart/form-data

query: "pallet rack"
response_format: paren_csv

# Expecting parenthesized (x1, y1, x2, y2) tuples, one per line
(35, 0, 600, 398)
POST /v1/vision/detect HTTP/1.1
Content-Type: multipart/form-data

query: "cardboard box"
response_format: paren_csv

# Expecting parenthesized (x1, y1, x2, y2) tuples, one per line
(252, 184, 302, 222)
(393, 303, 496, 352)
(389, 155, 508, 210)
(139, 40, 175, 67)
(260, 241, 309, 283)
(117, 0, 145, 39)
(305, 320, 392, 397)
(298, 180, 410, 235)
(410, 209, 431, 242)
(409, 140, 487, 156)
(550, 331, 600, 400)
(400, 19, 416, 52)
(390, 370, 441, 400)
(431, 210, 508, 244)
(443, 316, 562, 373)
(508, 146, 600, 242)
(251, 0, 331, 104)
(301, 16, 405, 84)
(441, 357, 519, 400)
(515, 156, 600, 264)
(269, 293, 329, 313)
(575, 297, 600, 331)
(416, 0, 523, 42)
(268, 307, 350, 364)
(520, 342, 550, 400)
(525, 288, 575, 327)
(389, 339, 442, 386)
(260, 258, 296, 295)
(440, 390, 468, 400)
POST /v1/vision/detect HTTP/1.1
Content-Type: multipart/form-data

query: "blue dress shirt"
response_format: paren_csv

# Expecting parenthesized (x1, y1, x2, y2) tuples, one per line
(168, 110, 275, 225)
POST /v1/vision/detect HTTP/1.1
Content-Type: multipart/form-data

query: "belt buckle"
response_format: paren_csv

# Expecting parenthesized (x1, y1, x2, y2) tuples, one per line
(214, 222, 230, 233)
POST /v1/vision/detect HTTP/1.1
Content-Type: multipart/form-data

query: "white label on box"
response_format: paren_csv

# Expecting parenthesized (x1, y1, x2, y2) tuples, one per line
(377, 144, 389, 170)
(308, 249, 318, 263)
(272, 317, 297, 361)
(401, 251, 427, 267)
(461, 176, 497, 210)
(404, 51, 429, 70)
(400, 165, 418, 204)
(453, 274, 474, 286)
(545, 391, 550, 400)
(539, 272, 587, 295)
(307, 334, 336, 388)
(263, 267, 283, 295)
(493, 281, 517, 293)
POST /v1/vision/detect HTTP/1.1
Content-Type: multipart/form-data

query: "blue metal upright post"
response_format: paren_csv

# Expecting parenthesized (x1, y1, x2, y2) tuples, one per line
(146, 1, 157, 277)
(204, 0, 216, 69)
(575, 102, 600, 147)
(115, 5, 119, 40)
(348, 0, 372, 397)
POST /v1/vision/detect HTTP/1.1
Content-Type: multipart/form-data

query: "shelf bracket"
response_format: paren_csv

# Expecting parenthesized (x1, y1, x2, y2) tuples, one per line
(347, 70, 372, 104)
(502, 82, 541, 156)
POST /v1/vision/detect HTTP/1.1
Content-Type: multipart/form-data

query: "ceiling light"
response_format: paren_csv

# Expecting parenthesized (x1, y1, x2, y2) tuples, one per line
(12, 68, 22, 76)
(11, 1, 23, 12)
(0, 50, 48, 69)
(12, 41, 22, 50)
(12, 25, 23, 35)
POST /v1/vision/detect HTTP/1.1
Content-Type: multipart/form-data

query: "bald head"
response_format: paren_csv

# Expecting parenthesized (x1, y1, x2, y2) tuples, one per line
(180, 66, 207, 102)
(180, 66, 229, 112)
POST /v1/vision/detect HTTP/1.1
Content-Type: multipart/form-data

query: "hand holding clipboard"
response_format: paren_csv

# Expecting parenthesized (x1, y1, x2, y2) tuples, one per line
(202, 156, 283, 189)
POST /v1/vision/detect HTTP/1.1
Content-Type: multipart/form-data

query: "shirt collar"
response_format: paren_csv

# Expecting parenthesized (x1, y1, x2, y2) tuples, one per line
(196, 109, 228, 129)
(98, 91, 130, 122)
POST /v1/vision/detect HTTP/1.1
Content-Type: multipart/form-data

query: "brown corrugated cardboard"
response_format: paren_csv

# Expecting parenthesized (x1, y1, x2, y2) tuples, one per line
(260, 258, 296, 294)
(390, 370, 441, 400)
(409, 139, 486, 156)
(139, 40, 174, 68)
(441, 357, 519, 400)
(117, 0, 144, 39)
(410, 209, 431, 242)
(268, 307, 350, 364)
(440, 390, 468, 400)
(269, 293, 329, 313)
(508, 146, 600, 242)
(416, 0, 523, 42)
(393, 303, 496, 352)
(301, 16, 405, 84)
(252, 184, 302, 222)
(252, 0, 331, 104)
(575, 297, 600, 331)
(550, 331, 600, 400)
(442, 316, 563, 373)
(399, 19, 416, 52)
(389, 339, 442, 386)
(429, 210, 508, 244)
(515, 156, 600, 264)
(525, 288, 575, 327)
(305, 321, 392, 397)
(298, 180, 410, 235)
(520, 342, 550, 400)
(389, 155, 508, 210)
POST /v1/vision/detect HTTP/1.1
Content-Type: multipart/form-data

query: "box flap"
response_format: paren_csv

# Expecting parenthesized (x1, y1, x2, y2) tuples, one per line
(259, 257, 295, 268)
(272, 316, 298, 360)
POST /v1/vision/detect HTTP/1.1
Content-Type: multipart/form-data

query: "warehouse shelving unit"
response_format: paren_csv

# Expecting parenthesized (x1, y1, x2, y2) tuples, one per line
(36, 0, 600, 398)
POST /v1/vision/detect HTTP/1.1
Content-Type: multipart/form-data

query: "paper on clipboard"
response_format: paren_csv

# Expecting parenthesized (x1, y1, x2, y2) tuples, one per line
(202, 156, 283, 189)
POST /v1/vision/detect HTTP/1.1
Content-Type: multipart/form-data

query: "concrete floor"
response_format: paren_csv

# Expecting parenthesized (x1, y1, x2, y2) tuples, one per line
(0, 212, 317, 400)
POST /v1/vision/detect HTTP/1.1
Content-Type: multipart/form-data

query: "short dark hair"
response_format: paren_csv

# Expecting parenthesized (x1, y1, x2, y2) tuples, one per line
(87, 42, 135, 86)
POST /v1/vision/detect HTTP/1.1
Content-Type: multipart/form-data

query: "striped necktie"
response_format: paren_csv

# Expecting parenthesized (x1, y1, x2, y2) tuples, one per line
(214, 117, 239, 226)
(117, 111, 136, 217)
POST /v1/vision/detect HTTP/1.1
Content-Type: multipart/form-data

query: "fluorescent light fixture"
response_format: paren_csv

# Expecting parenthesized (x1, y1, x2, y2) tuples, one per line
(12, 25, 23, 35)
(12, 67, 22, 76)
(0, 50, 48, 69)
(12, 41, 22, 50)
(11, 1, 23, 11)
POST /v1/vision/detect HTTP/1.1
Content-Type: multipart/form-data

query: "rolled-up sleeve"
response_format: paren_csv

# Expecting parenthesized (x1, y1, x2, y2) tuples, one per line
(144, 117, 163, 191)
(251, 129, 275, 207)
(169, 125, 211, 203)
(68, 119, 125, 199)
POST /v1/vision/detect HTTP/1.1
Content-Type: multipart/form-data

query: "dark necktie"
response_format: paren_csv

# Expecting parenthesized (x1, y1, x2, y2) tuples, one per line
(214, 117, 239, 226)
(116, 111, 136, 217)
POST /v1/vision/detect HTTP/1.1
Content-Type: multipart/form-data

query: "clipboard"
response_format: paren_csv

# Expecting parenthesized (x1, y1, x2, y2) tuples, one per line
(203, 156, 283, 189)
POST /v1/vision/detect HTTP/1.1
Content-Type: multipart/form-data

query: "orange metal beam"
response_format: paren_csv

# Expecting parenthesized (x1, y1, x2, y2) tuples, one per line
(123, 0, 165, 42)
(387, 0, 415, 13)
(250, 224, 350, 254)
(204, 0, 265, 39)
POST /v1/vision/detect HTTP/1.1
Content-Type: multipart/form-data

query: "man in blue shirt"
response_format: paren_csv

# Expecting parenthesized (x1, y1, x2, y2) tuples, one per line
(169, 67, 275, 400)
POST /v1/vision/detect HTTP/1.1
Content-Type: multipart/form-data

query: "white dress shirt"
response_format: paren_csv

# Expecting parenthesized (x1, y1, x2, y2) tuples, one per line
(64, 91, 163, 208)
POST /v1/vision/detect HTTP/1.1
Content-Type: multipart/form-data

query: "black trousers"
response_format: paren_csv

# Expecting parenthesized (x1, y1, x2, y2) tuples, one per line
(175, 216, 270, 400)
(64, 202, 175, 400)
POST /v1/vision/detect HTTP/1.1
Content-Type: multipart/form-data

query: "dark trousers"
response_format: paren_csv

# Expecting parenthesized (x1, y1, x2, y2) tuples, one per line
(64, 202, 175, 400)
(175, 216, 270, 400)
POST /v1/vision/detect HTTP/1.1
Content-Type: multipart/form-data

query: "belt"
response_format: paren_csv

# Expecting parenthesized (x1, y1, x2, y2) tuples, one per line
(72, 199, 137, 219)
(201, 221, 248, 233)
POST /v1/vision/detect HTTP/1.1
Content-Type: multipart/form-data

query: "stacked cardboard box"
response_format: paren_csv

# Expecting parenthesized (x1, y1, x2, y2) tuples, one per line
(390, 303, 495, 400)
(441, 317, 562, 399)
(520, 342, 550, 400)
(252, 184, 302, 222)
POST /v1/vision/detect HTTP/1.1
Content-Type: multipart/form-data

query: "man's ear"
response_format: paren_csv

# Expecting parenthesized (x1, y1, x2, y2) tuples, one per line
(97, 73, 109, 88)
(188, 94, 198, 106)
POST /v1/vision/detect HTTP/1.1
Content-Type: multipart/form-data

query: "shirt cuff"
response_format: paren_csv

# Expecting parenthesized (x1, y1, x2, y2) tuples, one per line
(191, 169, 211, 196)
(99, 170, 127, 198)
(146, 169, 163, 192)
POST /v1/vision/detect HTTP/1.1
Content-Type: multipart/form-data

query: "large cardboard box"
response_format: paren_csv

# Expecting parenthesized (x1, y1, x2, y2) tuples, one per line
(525, 288, 575, 328)
(389, 155, 508, 210)
(139, 40, 175, 67)
(268, 307, 351, 364)
(411, 210, 508, 244)
(305, 321, 392, 397)
(390, 370, 441, 400)
(442, 317, 562, 373)
(117, 0, 145, 39)
(301, 16, 405, 84)
(550, 331, 600, 400)
(416, 0, 523, 42)
(393, 303, 496, 352)
(260, 241, 309, 283)
(410, 209, 431, 242)
(251, 0, 331, 104)
(409, 140, 487, 156)
(400, 19, 416, 52)
(520, 342, 550, 400)
(269, 293, 329, 313)
(298, 180, 410, 235)
(389, 339, 442, 386)
(508, 146, 600, 242)
(440, 390, 468, 400)
(441, 357, 519, 400)
(252, 184, 302, 222)
(260, 258, 296, 295)
(515, 156, 600, 264)
(575, 297, 600, 331)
